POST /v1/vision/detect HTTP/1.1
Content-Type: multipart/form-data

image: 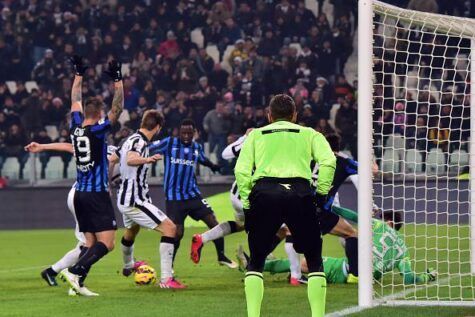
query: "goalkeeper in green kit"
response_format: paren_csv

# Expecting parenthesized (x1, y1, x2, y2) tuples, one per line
(242, 206, 437, 284)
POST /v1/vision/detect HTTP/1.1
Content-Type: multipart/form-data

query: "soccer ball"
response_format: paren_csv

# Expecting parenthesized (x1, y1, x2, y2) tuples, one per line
(134, 265, 157, 285)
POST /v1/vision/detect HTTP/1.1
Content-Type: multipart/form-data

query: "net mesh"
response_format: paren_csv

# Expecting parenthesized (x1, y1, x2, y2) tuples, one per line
(371, 0, 475, 304)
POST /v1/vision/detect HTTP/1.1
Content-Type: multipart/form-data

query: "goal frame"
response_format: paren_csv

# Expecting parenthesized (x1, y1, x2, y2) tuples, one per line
(357, 0, 475, 308)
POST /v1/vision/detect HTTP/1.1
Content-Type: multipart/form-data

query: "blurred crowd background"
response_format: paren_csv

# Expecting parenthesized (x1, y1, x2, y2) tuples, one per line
(0, 0, 472, 181)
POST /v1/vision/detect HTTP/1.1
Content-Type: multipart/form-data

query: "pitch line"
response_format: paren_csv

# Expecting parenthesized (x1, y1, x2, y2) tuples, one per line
(325, 275, 453, 317)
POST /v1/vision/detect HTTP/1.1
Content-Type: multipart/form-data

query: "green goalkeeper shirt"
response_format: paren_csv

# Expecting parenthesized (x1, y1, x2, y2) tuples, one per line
(235, 120, 336, 209)
(333, 206, 428, 284)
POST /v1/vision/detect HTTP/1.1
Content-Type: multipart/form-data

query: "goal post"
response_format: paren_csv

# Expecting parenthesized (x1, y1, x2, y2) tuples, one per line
(358, 0, 475, 308)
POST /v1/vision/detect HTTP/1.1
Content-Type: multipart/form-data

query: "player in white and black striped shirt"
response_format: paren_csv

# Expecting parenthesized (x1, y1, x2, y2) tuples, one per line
(111, 110, 185, 289)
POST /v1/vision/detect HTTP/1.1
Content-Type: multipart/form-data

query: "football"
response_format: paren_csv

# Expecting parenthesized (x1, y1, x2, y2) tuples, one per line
(134, 265, 157, 286)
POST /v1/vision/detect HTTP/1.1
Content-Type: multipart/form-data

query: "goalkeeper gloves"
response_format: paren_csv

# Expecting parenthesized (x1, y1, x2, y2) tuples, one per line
(104, 59, 123, 82)
(69, 55, 88, 76)
(425, 268, 437, 282)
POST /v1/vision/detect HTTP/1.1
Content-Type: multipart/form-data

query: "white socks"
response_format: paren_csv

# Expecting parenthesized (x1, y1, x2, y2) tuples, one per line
(202, 222, 232, 243)
(285, 242, 301, 279)
(51, 245, 82, 273)
(160, 238, 175, 281)
(121, 239, 135, 269)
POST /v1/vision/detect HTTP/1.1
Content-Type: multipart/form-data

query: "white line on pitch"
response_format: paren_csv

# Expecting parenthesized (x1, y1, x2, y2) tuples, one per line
(0, 265, 46, 274)
(325, 276, 453, 317)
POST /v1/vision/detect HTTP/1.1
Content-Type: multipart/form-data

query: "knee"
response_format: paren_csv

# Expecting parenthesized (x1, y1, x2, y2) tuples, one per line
(104, 240, 115, 252)
(175, 226, 184, 241)
(162, 220, 177, 238)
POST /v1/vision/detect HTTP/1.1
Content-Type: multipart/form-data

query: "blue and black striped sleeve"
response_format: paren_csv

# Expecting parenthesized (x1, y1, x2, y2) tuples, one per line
(149, 137, 170, 155)
(196, 143, 208, 164)
(70, 111, 83, 129)
(90, 118, 111, 137)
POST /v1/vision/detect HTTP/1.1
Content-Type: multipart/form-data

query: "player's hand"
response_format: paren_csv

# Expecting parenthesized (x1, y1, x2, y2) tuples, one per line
(210, 164, 221, 174)
(426, 268, 437, 282)
(315, 194, 329, 213)
(104, 59, 122, 82)
(69, 55, 88, 76)
(147, 154, 162, 163)
(24, 142, 43, 153)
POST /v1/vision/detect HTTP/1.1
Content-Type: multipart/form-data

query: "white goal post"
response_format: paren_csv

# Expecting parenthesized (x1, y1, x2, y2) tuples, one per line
(358, 0, 475, 308)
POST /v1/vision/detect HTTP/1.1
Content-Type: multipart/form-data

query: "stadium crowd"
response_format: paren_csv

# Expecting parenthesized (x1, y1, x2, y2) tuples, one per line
(0, 0, 472, 179)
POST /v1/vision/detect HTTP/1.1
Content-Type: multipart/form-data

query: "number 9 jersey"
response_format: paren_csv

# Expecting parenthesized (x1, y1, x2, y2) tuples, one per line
(70, 111, 111, 192)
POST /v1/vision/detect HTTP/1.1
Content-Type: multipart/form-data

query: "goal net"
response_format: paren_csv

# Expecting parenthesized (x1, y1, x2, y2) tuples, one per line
(358, 0, 475, 307)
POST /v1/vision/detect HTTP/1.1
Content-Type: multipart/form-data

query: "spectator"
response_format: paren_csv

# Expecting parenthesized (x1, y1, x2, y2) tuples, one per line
(123, 78, 140, 111)
(209, 63, 229, 93)
(335, 99, 357, 157)
(228, 39, 248, 65)
(55, 128, 73, 178)
(4, 124, 29, 179)
(32, 129, 52, 179)
(298, 104, 317, 128)
(203, 101, 232, 166)
(158, 31, 181, 60)
(315, 118, 335, 135)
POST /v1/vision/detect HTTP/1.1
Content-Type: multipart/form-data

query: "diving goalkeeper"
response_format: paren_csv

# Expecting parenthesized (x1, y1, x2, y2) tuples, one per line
(238, 206, 437, 284)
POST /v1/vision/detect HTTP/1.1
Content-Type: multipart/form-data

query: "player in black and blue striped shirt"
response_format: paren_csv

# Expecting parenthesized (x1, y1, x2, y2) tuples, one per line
(149, 119, 237, 269)
(60, 56, 124, 296)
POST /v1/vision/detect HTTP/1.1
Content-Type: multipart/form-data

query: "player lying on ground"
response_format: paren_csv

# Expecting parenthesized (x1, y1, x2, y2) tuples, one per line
(25, 142, 119, 293)
(109, 110, 185, 289)
(148, 119, 236, 269)
(237, 206, 437, 285)
(189, 128, 296, 278)
(58, 55, 124, 296)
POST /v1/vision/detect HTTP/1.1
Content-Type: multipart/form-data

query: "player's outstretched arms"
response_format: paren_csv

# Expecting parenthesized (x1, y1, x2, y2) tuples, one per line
(104, 59, 124, 124)
(24, 142, 74, 154)
(69, 55, 88, 113)
(127, 152, 161, 166)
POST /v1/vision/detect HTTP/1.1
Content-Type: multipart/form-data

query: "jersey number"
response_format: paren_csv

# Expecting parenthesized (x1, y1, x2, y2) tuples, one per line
(74, 136, 91, 163)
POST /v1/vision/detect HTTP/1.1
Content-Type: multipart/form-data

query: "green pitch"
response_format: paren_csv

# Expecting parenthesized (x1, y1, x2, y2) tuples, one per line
(1, 193, 474, 317)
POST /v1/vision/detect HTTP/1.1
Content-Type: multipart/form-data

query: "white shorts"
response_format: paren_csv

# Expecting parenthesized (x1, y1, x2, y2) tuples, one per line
(67, 187, 86, 245)
(230, 193, 245, 224)
(118, 201, 168, 230)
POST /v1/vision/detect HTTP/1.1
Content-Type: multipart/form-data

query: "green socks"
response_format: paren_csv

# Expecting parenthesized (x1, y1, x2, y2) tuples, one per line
(308, 272, 327, 317)
(263, 259, 291, 274)
(245, 272, 264, 317)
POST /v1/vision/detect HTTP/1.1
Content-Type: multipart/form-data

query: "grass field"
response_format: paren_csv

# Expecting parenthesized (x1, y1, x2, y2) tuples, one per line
(1, 192, 475, 317)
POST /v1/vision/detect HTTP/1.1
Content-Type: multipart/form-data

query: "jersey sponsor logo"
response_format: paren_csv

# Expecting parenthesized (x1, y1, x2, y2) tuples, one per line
(279, 183, 291, 190)
(170, 157, 194, 166)
(77, 161, 95, 172)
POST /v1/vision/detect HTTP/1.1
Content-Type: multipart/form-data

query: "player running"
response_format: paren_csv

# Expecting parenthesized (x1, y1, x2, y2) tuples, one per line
(110, 110, 185, 289)
(59, 55, 123, 296)
(238, 206, 437, 285)
(25, 142, 119, 293)
(148, 119, 236, 269)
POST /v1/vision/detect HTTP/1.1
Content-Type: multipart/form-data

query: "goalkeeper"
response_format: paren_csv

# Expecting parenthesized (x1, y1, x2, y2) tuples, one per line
(239, 206, 437, 284)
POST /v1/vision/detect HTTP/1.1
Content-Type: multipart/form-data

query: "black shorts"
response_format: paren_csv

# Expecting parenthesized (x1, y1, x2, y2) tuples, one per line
(318, 209, 340, 235)
(74, 191, 117, 233)
(165, 197, 214, 225)
(247, 178, 322, 260)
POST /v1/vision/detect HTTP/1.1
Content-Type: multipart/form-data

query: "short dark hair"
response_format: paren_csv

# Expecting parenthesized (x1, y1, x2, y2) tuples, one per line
(180, 118, 196, 129)
(326, 134, 341, 152)
(382, 210, 403, 231)
(140, 110, 163, 130)
(269, 94, 296, 121)
(84, 97, 103, 119)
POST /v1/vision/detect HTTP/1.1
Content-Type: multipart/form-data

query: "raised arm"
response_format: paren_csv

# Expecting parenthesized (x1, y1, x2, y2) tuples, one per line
(69, 55, 88, 113)
(24, 142, 74, 154)
(104, 60, 124, 123)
